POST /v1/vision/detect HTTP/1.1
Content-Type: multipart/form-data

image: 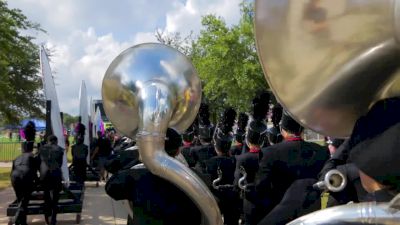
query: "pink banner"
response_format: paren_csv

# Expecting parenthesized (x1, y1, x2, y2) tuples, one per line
(19, 129, 25, 139)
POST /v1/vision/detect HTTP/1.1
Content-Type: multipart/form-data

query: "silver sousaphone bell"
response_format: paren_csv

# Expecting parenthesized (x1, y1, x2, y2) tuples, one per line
(255, 0, 400, 224)
(255, 0, 400, 138)
(102, 43, 223, 225)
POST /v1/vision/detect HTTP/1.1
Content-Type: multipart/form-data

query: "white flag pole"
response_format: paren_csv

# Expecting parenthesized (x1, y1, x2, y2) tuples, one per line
(39, 45, 69, 183)
(79, 80, 90, 164)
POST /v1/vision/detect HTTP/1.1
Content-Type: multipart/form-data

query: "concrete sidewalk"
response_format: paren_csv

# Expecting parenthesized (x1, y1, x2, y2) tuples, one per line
(0, 182, 128, 225)
(0, 162, 11, 168)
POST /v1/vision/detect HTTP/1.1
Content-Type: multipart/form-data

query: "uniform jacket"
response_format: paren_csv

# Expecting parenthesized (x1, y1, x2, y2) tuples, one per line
(105, 165, 201, 225)
(230, 144, 243, 156)
(205, 155, 236, 186)
(234, 151, 262, 186)
(191, 144, 216, 173)
(180, 145, 196, 168)
(255, 139, 329, 213)
(11, 152, 38, 187)
(72, 143, 88, 162)
(38, 144, 64, 189)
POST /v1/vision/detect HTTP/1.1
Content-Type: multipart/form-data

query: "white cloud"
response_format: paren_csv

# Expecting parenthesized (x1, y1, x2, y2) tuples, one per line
(165, 0, 242, 36)
(133, 32, 158, 44)
(6, 0, 243, 115)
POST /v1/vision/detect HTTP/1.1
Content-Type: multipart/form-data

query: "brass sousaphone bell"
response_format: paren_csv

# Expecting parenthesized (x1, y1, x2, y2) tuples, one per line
(102, 43, 223, 225)
(255, 0, 400, 138)
(255, 0, 400, 224)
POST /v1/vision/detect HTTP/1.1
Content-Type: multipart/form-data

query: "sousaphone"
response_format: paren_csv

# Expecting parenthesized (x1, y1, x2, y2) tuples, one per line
(102, 43, 223, 225)
(255, 0, 400, 138)
(255, 0, 400, 224)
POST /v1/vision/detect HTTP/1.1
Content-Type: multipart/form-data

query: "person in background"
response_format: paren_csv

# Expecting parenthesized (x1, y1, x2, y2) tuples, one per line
(180, 122, 196, 167)
(38, 135, 64, 225)
(205, 110, 239, 225)
(105, 128, 201, 225)
(10, 141, 39, 225)
(326, 137, 345, 157)
(191, 103, 216, 174)
(64, 135, 70, 154)
(230, 113, 249, 156)
(71, 136, 88, 184)
(259, 97, 400, 225)
(255, 111, 329, 224)
(23, 121, 36, 153)
(234, 93, 269, 225)
(91, 131, 112, 181)
(266, 104, 283, 146)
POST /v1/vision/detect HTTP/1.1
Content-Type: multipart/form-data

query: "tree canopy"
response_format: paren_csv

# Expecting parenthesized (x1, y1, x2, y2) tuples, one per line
(190, 1, 268, 114)
(63, 113, 79, 129)
(0, 1, 44, 124)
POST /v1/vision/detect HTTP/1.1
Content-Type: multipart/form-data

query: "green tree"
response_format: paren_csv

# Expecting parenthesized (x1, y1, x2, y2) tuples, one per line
(63, 113, 79, 129)
(0, 1, 44, 124)
(191, 1, 268, 114)
(155, 29, 194, 56)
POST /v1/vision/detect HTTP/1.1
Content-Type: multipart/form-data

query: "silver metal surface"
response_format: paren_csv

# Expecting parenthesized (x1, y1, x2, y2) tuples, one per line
(255, 0, 400, 137)
(314, 169, 347, 192)
(287, 199, 400, 225)
(102, 43, 222, 225)
(238, 175, 247, 191)
(212, 169, 223, 190)
(102, 43, 201, 137)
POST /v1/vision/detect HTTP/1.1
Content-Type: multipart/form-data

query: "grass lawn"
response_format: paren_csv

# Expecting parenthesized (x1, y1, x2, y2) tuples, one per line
(0, 167, 11, 191)
(0, 136, 74, 162)
(321, 192, 329, 209)
(0, 142, 21, 162)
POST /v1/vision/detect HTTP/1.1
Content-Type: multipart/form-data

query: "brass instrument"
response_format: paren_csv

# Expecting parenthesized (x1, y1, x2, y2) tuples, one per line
(102, 43, 223, 225)
(255, 0, 400, 138)
(313, 169, 347, 192)
(254, 0, 400, 224)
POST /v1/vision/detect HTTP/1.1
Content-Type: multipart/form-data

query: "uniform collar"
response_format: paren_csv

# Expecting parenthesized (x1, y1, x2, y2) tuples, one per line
(249, 146, 261, 153)
(285, 137, 303, 142)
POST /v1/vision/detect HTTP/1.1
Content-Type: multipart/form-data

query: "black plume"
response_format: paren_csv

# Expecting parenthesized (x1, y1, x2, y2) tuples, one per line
(198, 103, 211, 126)
(237, 113, 249, 131)
(182, 120, 196, 142)
(75, 122, 86, 139)
(252, 91, 270, 121)
(220, 107, 236, 134)
(24, 121, 36, 142)
(246, 92, 270, 146)
(235, 113, 248, 144)
(271, 104, 283, 128)
(198, 103, 213, 142)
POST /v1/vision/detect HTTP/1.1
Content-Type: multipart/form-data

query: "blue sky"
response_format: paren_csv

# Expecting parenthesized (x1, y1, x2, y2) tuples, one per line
(7, 0, 242, 116)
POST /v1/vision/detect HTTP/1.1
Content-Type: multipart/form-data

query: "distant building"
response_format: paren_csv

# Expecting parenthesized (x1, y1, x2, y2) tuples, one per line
(91, 99, 113, 137)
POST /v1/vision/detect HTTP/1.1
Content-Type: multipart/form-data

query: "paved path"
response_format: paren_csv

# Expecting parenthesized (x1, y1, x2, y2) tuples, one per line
(0, 182, 128, 225)
(0, 162, 11, 168)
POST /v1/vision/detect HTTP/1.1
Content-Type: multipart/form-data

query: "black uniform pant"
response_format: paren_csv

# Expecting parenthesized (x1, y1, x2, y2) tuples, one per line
(242, 187, 266, 225)
(12, 183, 33, 225)
(257, 179, 321, 225)
(73, 160, 87, 184)
(215, 188, 240, 225)
(242, 199, 265, 225)
(43, 185, 61, 225)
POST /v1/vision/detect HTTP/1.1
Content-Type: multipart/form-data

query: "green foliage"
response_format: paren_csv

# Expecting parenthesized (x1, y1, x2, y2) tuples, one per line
(63, 113, 79, 128)
(190, 1, 268, 115)
(0, 1, 45, 125)
(0, 167, 11, 190)
(155, 29, 194, 56)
